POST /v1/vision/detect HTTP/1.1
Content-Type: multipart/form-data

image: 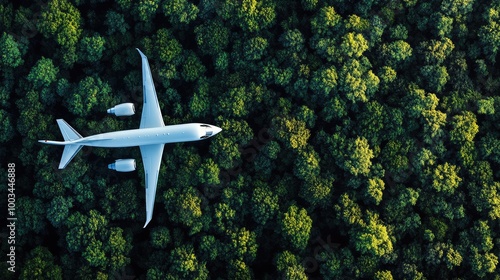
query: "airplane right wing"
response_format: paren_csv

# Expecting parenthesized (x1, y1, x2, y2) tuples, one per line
(137, 48, 165, 129)
(140, 143, 165, 228)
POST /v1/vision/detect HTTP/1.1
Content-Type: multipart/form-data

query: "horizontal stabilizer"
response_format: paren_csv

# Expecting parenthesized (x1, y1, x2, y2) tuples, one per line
(59, 144, 83, 169)
(57, 119, 82, 141)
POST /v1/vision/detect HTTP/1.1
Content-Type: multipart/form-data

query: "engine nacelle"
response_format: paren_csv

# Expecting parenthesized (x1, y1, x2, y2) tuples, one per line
(107, 103, 135, 116)
(108, 159, 136, 172)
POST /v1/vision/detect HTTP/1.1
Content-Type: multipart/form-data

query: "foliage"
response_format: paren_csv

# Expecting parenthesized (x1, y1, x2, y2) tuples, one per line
(6, 0, 500, 278)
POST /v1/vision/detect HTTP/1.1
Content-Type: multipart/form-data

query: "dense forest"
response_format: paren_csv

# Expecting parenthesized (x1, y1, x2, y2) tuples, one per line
(1, 0, 500, 279)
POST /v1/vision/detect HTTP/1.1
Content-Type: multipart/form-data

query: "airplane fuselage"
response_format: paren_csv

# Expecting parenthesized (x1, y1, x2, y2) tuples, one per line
(42, 123, 218, 147)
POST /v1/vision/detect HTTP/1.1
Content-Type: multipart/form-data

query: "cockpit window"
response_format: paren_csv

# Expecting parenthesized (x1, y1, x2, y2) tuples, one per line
(200, 125, 213, 139)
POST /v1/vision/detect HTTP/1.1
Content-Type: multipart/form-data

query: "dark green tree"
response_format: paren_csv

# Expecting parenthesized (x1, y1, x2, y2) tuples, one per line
(27, 57, 59, 89)
(47, 196, 73, 227)
(0, 32, 23, 67)
(194, 20, 229, 56)
(77, 34, 105, 63)
(20, 247, 62, 280)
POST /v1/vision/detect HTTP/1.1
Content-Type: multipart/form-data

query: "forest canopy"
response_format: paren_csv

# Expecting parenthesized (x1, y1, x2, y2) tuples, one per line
(1, 0, 500, 279)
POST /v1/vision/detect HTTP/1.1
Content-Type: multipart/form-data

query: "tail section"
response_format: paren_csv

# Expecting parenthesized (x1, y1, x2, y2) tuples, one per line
(56, 119, 82, 141)
(39, 119, 84, 169)
(59, 144, 83, 169)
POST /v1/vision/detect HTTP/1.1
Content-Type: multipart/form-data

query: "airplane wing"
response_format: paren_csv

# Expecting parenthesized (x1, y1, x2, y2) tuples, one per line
(137, 48, 165, 129)
(140, 144, 165, 228)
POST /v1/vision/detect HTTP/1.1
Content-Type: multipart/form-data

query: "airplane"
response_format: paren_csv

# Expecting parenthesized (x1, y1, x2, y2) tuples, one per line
(39, 49, 222, 228)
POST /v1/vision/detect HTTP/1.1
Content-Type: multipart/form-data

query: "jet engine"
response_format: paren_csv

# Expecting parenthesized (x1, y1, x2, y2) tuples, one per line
(107, 103, 135, 116)
(108, 159, 136, 172)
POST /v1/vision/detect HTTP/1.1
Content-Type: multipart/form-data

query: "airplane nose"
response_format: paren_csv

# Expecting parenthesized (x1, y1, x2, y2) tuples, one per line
(213, 126, 222, 135)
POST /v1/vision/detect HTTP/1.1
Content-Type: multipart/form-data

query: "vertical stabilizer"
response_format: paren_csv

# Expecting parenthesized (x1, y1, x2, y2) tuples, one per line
(56, 119, 82, 141)
(54, 119, 84, 169)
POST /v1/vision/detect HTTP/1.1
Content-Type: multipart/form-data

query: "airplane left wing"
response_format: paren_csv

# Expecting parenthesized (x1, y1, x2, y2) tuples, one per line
(137, 48, 165, 129)
(140, 143, 165, 228)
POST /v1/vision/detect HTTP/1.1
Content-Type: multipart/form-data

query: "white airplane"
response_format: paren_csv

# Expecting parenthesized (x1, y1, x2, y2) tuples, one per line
(39, 49, 222, 227)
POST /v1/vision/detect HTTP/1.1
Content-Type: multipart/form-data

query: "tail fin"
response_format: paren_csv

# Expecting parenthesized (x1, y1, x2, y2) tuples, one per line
(59, 144, 83, 169)
(56, 119, 83, 169)
(57, 119, 82, 141)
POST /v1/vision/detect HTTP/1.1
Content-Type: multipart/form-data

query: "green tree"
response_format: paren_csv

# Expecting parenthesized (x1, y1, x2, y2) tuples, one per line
(431, 163, 461, 194)
(479, 5, 500, 62)
(419, 65, 449, 93)
(251, 185, 279, 225)
(17, 197, 46, 236)
(38, 0, 82, 49)
(418, 38, 454, 65)
(198, 235, 221, 262)
(422, 109, 447, 143)
(136, 0, 160, 22)
(154, 28, 182, 64)
(279, 204, 312, 252)
(271, 115, 310, 150)
(27, 57, 59, 89)
(470, 249, 498, 278)
(150, 226, 171, 249)
(0, 109, 14, 143)
(374, 270, 394, 280)
(310, 6, 342, 37)
(450, 111, 479, 143)
(365, 177, 385, 205)
(339, 32, 369, 59)
(381, 40, 413, 68)
(0, 32, 22, 67)
(101, 180, 139, 221)
(217, 0, 276, 32)
(217, 87, 250, 118)
(354, 214, 393, 257)
(319, 248, 354, 278)
(77, 34, 105, 63)
(309, 65, 338, 99)
(228, 259, 252, 280)
(228, 227, 258, 262)
(65, 210, 107, 253)
(343, 137, 374, 176)
(300, 175, 333, 207)
(164, 186, 204, 234)
(196, 158, 220, 185)
(194, 20, 229, 56)
(47, 196, 73, 227)
(104, 11, 129, 35)
(244, 37, 268, 60)
(181, 51, 206, 82)
(20, 247, 62, 280)
(279, 29, 305, 53)
(477, 98, 495, 115)
(66, 76, 111, 117)
(425, 242, 462, 269)
(338, 58, 379, 103)
(293, 145, 320, 181)
(169, 245, 208, 279)
(189, 78, 210, 118)
(403, 83, 440, 119)
(162, 0, 199, 25)
(276, 251, 308, 280)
